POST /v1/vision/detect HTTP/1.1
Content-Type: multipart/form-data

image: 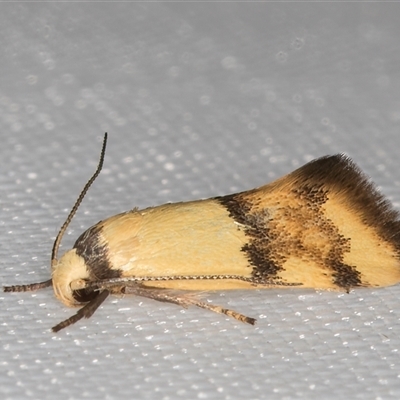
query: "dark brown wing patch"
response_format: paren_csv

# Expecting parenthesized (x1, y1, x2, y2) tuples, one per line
(74, 223, 122, 281)
(217, 155, 400, 290)
(288, 155, 400, 253)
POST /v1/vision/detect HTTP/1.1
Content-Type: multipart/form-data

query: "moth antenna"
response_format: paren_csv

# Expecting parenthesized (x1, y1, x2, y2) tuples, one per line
(51, 133, 108, 266)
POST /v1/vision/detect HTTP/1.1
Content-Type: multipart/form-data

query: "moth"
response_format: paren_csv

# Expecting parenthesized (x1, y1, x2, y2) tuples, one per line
(5, 133, 400, 332)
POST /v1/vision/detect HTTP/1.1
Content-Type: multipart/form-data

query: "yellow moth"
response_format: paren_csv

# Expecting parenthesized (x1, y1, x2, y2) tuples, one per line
(5, 133, 400, 332)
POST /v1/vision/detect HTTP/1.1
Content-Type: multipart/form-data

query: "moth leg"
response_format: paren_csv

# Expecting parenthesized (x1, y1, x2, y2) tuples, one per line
(185, 297, 256, 325)
(123, 284, 256, 325)
(52, 290, 110, 333)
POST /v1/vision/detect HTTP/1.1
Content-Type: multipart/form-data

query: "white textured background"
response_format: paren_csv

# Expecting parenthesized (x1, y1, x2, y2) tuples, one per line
(1, 3, 400, 400)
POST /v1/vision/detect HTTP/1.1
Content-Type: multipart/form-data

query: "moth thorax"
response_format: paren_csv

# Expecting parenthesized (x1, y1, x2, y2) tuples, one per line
(51, 249, 91, 307)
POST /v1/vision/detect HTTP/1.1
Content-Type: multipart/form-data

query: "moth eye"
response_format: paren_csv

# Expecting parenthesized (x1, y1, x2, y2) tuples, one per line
(72, 287, 98, 303)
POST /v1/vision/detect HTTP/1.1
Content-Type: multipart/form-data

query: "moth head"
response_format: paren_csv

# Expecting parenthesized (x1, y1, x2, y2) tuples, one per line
(51, 249, 95, 307)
